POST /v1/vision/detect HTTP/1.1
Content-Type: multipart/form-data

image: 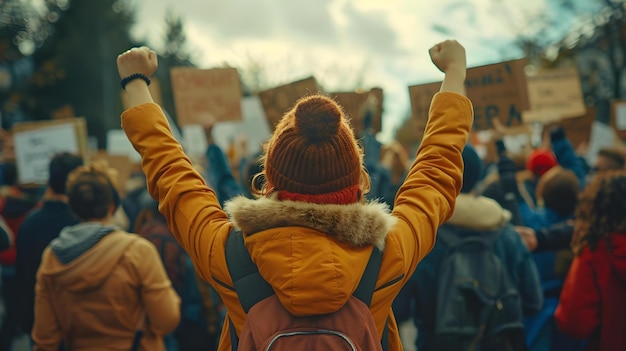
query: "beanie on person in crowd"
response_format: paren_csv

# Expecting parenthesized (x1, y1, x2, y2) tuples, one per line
(461, 144, 484, 194)
(526, 148, 558, 177)
(264, 95, 364, 205)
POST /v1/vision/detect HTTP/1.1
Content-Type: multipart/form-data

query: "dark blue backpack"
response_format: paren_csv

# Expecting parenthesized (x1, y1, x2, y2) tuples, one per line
(432, 229, 526, 351)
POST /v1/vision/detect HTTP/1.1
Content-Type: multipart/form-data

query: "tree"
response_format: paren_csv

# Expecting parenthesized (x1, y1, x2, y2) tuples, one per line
(494, 0, 626, 122)
(25, 0, 138, 148)
(153, 11, 195, 125)
(520, 0, 626, 123)
(0, 0, 65, 129)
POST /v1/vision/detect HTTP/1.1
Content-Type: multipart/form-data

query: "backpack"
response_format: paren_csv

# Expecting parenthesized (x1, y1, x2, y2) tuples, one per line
(225, 229, 388, 351)
(432, 229, 526, 351)
(136, 217, 187, 293)
(137, 214, 222, 351)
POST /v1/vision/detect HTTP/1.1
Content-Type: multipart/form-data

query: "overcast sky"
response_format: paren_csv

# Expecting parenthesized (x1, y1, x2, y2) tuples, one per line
(132, 0, 560, 142)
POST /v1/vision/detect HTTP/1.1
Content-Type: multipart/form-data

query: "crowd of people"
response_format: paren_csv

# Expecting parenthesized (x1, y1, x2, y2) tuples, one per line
(0, 39, 622, 351)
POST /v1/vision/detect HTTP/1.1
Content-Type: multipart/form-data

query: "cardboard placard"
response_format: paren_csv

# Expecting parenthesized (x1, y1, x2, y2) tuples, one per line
(409, 58, 530, 131)
(610, 99, 626, 140)
(258, 77, 322, 131)
(330, 88, 383, 135)
(466, 58, 529, 130)
(558, 106, 595, 150)
(522, 66, 586, 123)
(12, 118, 88, 184)
(170, 67, 242, 126)
(587, 121, 617, 166)
(212, 96, 272, 157)
(469, 125, 533, 165)
(121, 77, 164, 109)
(106, 129, 141, 163)
(408, 82, 441, 126)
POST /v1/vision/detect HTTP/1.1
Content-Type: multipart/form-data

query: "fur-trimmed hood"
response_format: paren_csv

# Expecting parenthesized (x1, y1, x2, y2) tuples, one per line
(447, 193, 511, 231)
(223, 195, 397, 316)
(224, 195, 396, 250)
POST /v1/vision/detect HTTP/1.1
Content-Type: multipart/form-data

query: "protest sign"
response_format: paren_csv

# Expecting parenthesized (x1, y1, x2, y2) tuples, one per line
(212, 96, 272, 157)
(408, 82, 441, 126)
(587, 121, 617, 166)
(409, 58, 529, 131)
(121, 77, 163, 109)
(558, 107, 595, 150)
(466, 58, 529, 130)
(12, 118, 87, 184)
(106, 129, 141, 163)
(330, 87, 383, 135)
(170, 67, 242, 126)
(522, 66, 586, 123)
(258, 77, 321, 131)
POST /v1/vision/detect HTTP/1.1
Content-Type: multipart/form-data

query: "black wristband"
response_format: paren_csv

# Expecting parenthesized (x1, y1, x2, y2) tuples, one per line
(120, 73, 151, 90)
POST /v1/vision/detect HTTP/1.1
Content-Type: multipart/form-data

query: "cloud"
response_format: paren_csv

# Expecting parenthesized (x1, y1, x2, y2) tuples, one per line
(131, 0, 568, 142)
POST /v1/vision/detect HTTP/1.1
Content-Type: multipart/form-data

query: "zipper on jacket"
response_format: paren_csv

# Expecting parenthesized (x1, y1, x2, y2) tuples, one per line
(212, 276, 235, 291)
(265, 329, 357, 351)
(376, 274, 405, 291)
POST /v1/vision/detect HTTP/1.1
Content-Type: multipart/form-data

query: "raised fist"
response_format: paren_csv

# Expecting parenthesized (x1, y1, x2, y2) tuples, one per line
(429, 40, 466, 73)
(116, 46, 158, 79)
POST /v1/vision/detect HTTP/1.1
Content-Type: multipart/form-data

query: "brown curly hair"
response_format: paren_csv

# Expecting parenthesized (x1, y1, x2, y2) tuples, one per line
(572, 170, 626, 254)
(66, 161, 119, 221)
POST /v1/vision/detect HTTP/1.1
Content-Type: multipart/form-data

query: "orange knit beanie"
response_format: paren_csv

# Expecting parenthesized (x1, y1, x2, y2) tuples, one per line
(264, 94, 363, 204)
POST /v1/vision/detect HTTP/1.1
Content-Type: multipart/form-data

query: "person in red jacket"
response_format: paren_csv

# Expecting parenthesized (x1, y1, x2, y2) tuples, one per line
(555, 170, 626, 350)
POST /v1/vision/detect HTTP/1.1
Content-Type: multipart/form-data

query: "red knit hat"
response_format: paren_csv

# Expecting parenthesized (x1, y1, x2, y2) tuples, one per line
(264, 95, 363, 204)
(526, 148, 558, 177)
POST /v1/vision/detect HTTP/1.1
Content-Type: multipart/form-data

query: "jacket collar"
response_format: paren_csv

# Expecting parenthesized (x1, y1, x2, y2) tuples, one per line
(223, 195, 397, 250)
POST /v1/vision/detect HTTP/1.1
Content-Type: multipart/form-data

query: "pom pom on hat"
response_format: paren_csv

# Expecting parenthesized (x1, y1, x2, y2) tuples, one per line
(526, 148, 558, 177)
(264, 95, 362, 204)
(294, 95, 341, 141)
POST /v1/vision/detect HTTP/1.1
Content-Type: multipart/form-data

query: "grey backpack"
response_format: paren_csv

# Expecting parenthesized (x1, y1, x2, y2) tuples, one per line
(432, 228, 526, 351)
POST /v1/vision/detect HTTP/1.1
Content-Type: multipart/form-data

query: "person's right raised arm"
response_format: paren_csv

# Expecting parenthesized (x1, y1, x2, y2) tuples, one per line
(116, 47, 232, 284)
(391, 40, 473, 274)
(432, 40, 466, 96)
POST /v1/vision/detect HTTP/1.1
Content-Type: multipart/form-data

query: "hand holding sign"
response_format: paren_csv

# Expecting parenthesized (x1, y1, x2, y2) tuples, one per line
(116, 46, 158, 79)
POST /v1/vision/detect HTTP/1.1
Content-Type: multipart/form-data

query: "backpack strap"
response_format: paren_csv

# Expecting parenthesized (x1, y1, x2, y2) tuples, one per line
(225, 228, 387, 349)
(226, 228, 275, 313)
(353, 246, 382, 305)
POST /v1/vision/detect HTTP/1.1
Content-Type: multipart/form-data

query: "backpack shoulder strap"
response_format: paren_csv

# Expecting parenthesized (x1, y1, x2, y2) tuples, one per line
(353, 247, 382, 305)
(226, 228, 387, 351)
(225, 228, 274, 313)
(226, 228, 384, 310)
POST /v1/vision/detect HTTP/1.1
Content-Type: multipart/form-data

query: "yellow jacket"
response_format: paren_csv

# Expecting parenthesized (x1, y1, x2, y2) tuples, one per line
(32, 231, 181, 351)
(121, 92, 473, 351)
